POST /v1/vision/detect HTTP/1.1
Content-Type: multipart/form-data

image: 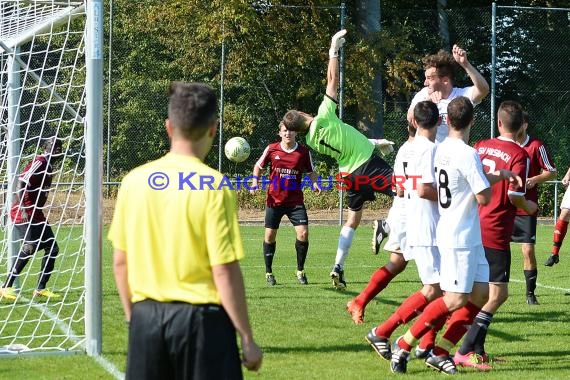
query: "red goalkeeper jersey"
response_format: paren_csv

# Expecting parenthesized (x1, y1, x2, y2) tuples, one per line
(10, 155, 54, 223)
(255, 142, 314, 207)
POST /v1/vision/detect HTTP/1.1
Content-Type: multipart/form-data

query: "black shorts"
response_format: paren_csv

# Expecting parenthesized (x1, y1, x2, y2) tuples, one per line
(15, 222, 58, 253)
(484, 246, 511, 283)
(264, 204, 308, 229)
(511, 215, 537, 244)
(127, 299, 242, 380)
(344, 155, 394, 211)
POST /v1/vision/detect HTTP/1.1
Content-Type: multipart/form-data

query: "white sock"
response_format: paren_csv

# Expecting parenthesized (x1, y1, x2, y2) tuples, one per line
(334, 226, 355, 269)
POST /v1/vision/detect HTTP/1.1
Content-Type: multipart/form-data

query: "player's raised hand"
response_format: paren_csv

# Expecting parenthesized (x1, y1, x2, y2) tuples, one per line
(563, 173, 570, 186)
(452, 44, 469, 67)
(329, 29, 347, 58)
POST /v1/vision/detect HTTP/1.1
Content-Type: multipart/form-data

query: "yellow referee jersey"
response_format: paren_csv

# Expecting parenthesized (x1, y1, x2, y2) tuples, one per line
(108, 153, 245, 305)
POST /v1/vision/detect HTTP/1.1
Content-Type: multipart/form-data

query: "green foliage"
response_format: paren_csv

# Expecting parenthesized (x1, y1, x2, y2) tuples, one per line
(107, 0, 570, 198)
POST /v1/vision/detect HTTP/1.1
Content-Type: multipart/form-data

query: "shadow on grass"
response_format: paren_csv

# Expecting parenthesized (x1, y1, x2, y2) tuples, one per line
(262, 343, 370, 354)
(494, 310, 570, 323)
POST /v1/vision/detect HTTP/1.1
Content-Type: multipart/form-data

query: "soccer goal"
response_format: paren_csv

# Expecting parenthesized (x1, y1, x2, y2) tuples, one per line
(0, 0, 103, 356)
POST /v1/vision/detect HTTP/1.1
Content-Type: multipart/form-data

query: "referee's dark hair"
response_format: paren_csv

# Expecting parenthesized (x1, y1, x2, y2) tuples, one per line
(168, 82, 218, 141)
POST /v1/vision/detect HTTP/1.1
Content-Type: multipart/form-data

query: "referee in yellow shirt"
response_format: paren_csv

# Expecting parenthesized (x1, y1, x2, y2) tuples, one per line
(109, 82, 262, 379)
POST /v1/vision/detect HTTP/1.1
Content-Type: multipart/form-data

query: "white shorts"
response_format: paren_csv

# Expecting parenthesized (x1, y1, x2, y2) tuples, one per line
(439, 245, 489, 293)
(408, 246, 440, 285)
(384, 204, 406, 254)
(561, 186, 570, 210)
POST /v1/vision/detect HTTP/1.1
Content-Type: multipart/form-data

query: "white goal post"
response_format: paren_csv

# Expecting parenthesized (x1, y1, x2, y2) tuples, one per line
(0, 0, 102, 357)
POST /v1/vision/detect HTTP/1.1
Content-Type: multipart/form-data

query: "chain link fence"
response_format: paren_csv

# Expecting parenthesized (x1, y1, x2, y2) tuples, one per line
(105, 3, 570, 221)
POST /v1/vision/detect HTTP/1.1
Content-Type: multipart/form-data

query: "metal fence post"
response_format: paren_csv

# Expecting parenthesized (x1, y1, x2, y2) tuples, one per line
(338, 2, 346, 226)
(490, 2, 496, 138)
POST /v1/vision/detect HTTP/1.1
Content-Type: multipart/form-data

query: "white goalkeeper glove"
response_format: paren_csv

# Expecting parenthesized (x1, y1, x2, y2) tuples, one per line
(329, 29, 347, 59)
(369, 139, 395, 156)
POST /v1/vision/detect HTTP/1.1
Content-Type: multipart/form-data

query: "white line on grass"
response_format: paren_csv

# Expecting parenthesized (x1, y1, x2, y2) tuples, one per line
(30, 299, 124, 380)
(510, 278, 570, 293)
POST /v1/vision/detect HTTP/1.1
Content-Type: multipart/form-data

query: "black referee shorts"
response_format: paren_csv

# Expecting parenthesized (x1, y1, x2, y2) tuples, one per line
(126, 299, 242, 380)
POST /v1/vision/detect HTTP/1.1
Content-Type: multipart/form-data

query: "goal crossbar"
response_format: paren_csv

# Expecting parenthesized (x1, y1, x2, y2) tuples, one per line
(1, 2, 85, 52)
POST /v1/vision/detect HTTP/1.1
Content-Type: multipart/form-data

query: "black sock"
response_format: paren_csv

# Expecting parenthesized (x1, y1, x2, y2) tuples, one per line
(295, 239, 309, 271)
(38, 249, 59, 290)
(263, 242, 276, 273)
(458, 310, 494, 355)
(524, 269, 538, 295)
(4, 256, 31, 288)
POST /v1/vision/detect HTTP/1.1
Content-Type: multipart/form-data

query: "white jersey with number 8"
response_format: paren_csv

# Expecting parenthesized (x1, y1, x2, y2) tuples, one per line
(434, 137, 490, 248)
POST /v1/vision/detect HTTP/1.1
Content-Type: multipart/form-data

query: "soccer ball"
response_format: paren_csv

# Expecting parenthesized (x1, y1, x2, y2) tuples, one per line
(224, 137, 251, 163)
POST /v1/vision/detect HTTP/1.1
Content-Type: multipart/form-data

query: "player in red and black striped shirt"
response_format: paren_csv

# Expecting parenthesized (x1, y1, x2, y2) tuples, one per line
(250, 122, 320, 286)
(511, 112, 556, 304)
(0, 137, 63, 300)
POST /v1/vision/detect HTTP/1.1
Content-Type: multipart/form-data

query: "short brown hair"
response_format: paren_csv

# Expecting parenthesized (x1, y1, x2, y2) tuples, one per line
(413, 101, 439, 130)
(498, 100, 524, 133)
(447, 96, 473, 131)
(168, 82, 217, 141)
(282, 110, 304, 132)
(423, 50, 457, 82)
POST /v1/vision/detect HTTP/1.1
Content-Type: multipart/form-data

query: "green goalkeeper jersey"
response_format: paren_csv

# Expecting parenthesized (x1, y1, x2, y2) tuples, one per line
(306, 95, 374, 174)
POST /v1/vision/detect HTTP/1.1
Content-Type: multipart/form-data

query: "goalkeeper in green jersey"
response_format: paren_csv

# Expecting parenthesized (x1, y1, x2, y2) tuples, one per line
(283, 29, 394, 290)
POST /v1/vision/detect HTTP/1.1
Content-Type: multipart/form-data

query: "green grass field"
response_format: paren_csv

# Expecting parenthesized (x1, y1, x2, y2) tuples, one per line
(1, 224, 570, 379)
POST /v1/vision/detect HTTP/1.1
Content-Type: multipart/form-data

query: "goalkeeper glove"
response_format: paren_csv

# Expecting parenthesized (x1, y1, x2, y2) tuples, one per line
(369, 139, 395, 156)
(329, 29, 347, 59)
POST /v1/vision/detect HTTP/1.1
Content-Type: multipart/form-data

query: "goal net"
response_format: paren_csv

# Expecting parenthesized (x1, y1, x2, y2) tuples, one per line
(0, 0, 97, 356)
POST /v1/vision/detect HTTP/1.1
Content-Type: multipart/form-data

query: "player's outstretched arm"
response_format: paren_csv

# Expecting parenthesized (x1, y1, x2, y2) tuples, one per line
(452, 44, 489, 103)
(326, 29, 347, 101)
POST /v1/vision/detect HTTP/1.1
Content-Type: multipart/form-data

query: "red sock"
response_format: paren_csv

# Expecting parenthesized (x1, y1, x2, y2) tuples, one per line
(420, 315, 447, 351)
(398, 298, 450, 352)
(433, 302, 479, 356)
(375, 291, 428, 338)
(552, 219, 569, 255)
(400, 298, 450, 349)
(355, 266, 395, 307)
(418, 327, 437, 351)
